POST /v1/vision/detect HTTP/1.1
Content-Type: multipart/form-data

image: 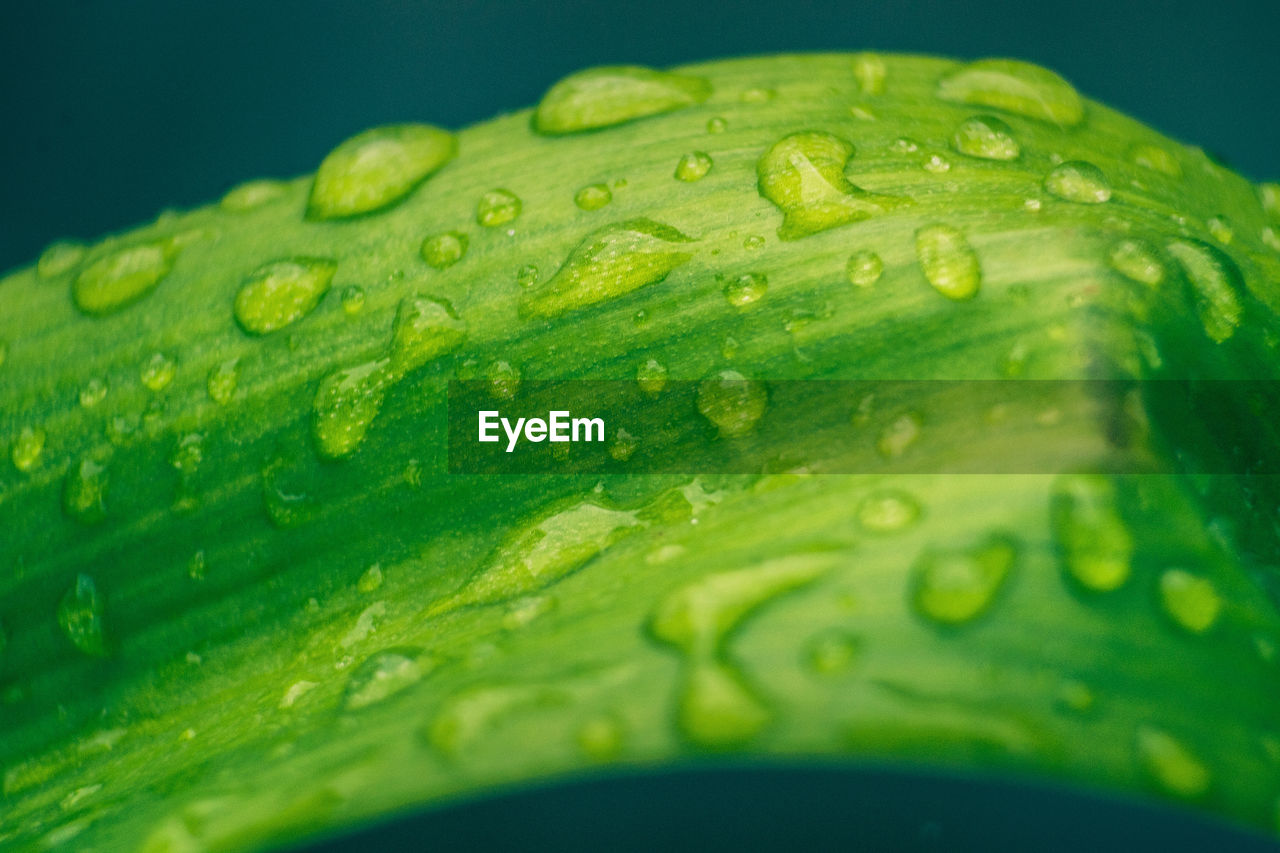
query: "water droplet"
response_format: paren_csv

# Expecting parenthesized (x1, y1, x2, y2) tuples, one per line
(390, 295, 466, 375)
(37, 241, 85, 278)
(262, 458, 316, 529)
(57, 574, 107, 656)
(852, 53, 886, 94)
(221, 178, 288, 211)
(697, 370, 768, 437)
(804, 630, 861, 674)
(922, 154, 951, 174)
(11, 425, 45, 473)
(706, 116, 727, 134)
(876, 412, 922, 459)
(1135, 726, 1210, 799)
(476, 189, 522, 227)
(637, 359, 668, 395)
(428, 500, 641, 615)
(674, 151, 713, 182)
(485, 360, 521, 400)
(915, 224, 981, 300)
(936, 59, 1083, 126)
(279, 679, 318, 710)
(911, 534, 1017, 626)
(519, 218, 694, 319)
(428, 683, 570, 756)
(1206, 216, 1233, 245)
(1262, 226, 1280, 253)
(234, 257, 336, 335)
(140, 352, 176, 392)
(1166, 239, 1244, 343)
(743, 235, 766, 251)
(1050, 474, 1133, 592)
(1108, 239, 1165, 286)
(73, 241, 175, 316)
(757, 132, 908, 240)
(63, 456, 109, 523)
(577, 715, 624, 760)
(501, 594, 556, 631)
(1044, 161, 1111, 204)
(516, 264, 539, 288)
(1054, 679, 1096, 714)
(857, 490, 921, 532)
(307, 124, 455, 219)
(1130, 144, 1182, 177)
(343, 648, 428, 711)
(846, 250, 883, 288)
(78, 377, 108, 409)
(1158, 568, 1222, 634)
(723, 272, 767, 308)
(951, 115, 1021, 160)
(187, 550, 206, 581)
(678, 663, 770, 747)
(608, 428, 638, 462)
(420, 230, 468, 269)
(171, 433, 204, 489)
(312, 358, 394, 459)
(206, 358, 239, 405)
(534, 66, 711, 134)
(889, 137, 919, 154)
(340, 285, 366, 315)
(574, 183, 612, 211)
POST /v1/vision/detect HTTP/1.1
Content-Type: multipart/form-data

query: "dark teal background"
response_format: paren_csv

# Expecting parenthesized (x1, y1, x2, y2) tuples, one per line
(0, 0, 1276, 274)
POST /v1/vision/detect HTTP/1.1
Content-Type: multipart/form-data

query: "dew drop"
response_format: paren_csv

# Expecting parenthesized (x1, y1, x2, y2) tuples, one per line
(1050, 474, 1133, 592)
(922, 154, 951, 174)
(1108, 239, 1165, 286)
(233, 257, 336, 335)
(485, 360, 521, 400)
(1130, 145, 1182, 177)
(936, 59, 1083, 126)
(915, 224, 981, 300)
(1206, 216, 1233, 245)
(911, 534, 1017, 626)
(187, 550, 206, 581)
(857, 490, 921, 532)
(37, 241, 86, 279)
(140, 352, 176, 392)
(340, 285, 366, 316)
(877, 412, 922, 459)
(846, 250, 883, 288)
(608, 428, 638, 462)
(637, 359, 668, 396)
(951, 115, 1021, 160)
(852, 53, 887, 95)
(519, 218, 694, 319)
(574, 183, 612, 211)
(743, 235, 766, 251)
(674, 151, 713, 182)
(388, 295, 466, 377)
(312, 358, 394, 459)
(804, 630, 861, 674)
(428, 683, 569, 756)
(1166, 239, 1244, 343)
(1158, 568, 1222, 634)
(57, 574, 107, 657)
(307, 124, 455, 219)
(63, 456, 109, 523)
(723, 272, 767, 308)
(1135, 726, 1210, 799)
(11, 425, 45, 473)
(706, 116, 727, 134)
(697, 370, 768, 437)
(343, 648, 427, 711)
(420, 231, 468, 269)
(1044, 161, 1111, 204)
(516, 264, 539, 288)
(890, 138, 919, 154)
(478, 189, 523, 227)
(74, 379, 106, 411)
(206, 358, 239, 405)
(73, 241, 175, 316)
(533, 66, 711, 134)
(220, 178, 288, 211)
(262, 458, 316, 529)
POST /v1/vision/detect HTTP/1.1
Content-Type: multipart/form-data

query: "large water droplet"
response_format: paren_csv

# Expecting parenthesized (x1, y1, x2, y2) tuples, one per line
(857, 490, 921, 532)
(476, 189, 522, 227)
(1158, 569, 1222, 634)
(207, 358, 239, 405)
(533, 66, 711, 134)
(140, 352, 176, 392)
(845, 250, 884, 288)
(1050, 474, 1133, 592)
(951, 115, 1021, 160)
(1135, 726, 1210, 799)
(420, 231, 469, 269)
(911, 534, 1017, 626)
(574, 184, 613, 211)
(58, 574, 107, 657)
(343, 648, 428, 711)
(1044, 161, 1112, 204)
(519, 218, 694, 319)
(63, 456, 109, 523)
(1166, 239, 1244, 343)
(757, 132, 907, 240)
(37, 241, 86, 278)
(674, 151, 713, 182)
(73, 241, 175, 316)
(915, 225, 980, 300)
(221, 178, 288, 211)
(234, 258, 336, 335)
(1108, 239, 1165, 286)
(11, 425, 45, 473)
(307, 124, 455, 219)
(723, 272, 767, 308)
(312, 358, 394, 459)
(936, 59, 1083, 126)
(390, 295, 466, 375)
(697, 370, 768, 437)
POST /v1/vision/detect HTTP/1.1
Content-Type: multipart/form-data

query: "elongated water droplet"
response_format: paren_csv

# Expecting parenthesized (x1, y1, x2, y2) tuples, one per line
(1130, 144, 1182, 177)
(674, 151, 713, 182)
(307, 124, 455, 219)
(11, 426, 45, 473)
(64, 456, 109, 523)
(911, 534, 1017, 625)
(221, 178, 288, 211)
(757, 132, 907, 240)
(574, 184, 612, 211)
(262, 458, 316, 529)
(73, 241, 175, 316)
(951, 115, 1020, 160)
(234, 258, 336, 335)
(637, 359, 668, 395)
(1166, 239, 1244, 343)
(678, 662, 770, 747)
(915, 225, 980, 300)
(697, 370, 768, 437)
(390, 295, 466, 375)
(937, 59, 1083, 126)
(1136, 726, 1210, 799)
(723, 272, 767, 307)
(343, 648, 428, 711)
(476, 189, 522, 227)
(37, 241, 86, 278)
(846, 250, 883, 288)
(207, 358, 239, 405)
(420, 231, 468, 269)
(141, 352, 176, 392)
(1050, 474, 1133, 592)
(1044, 161, 1111, 204)
(1158, 569, 1222, 634)
(1108, 239, 1165, 286)
(852, 53, 886, 95)
(519, 218, 694, 319)
(533, 66, 711, 134)
(312, 358, 394, 459)
(857, 490, 921, 532)
(58, 574, 107, 657)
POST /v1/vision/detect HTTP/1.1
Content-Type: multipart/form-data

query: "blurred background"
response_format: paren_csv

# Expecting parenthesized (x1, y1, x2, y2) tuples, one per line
(0, 0, 1276, 275)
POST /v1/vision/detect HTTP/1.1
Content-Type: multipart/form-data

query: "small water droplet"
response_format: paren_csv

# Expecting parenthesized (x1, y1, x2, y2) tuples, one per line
(720, 334, 741, 359)
(1130, 144, 1182, 177)
(743, 235, 766, 251)
(804, 630, 861, 674)
(520, 218, 694, 319)
(577, 715, 625, 760)
(757, 132, 908, 240)
(915, 224, 981, 300)
(262, 458, 317, 529)
(852, 53, 886, 94)
(1044, 161, 1111, 204)
(674, 151, 713, 182)
(234, 257, 336, 335)
(608, 428, 638, 462)
(58, 574, 107, 656)
(501, 594, 556, 631)
(74, 241, 175, 316)
(1108, 239, 1165, 286)
(876, 412, 922, 459)
(484, 360, 522, 400)
(1166, 239, 1244, 343)
(846, 250, 883, 288)
(420, 231, 468, 269)
(922, 154, 951, 173)
(427, 682, 570, 756)
(697, 370, 768, 437)
(723, 272, 767, 308)
(63, 456, 109, 523)
(1158, 568, 1222, 634)
(140, 352, 176, 392)
(355, 563, 384, 594)
(706, 116, 727, 134)
(516, 264, 539, 288)
(312, 358, 394, 459)
(1051, 474, 1133, 592)
(890, 137, 919, 155)
(343, 648, 428, 711)
(37, 241, 86, 278)
(476, 189, 522, 227)
(187, 550, 206, 581)
(221, 178, 288, 211)
(77, 377, 108, 409)
(1206, 216, 1233, 245)
(951, 115, 1021, 160)
(1262, 226, 1280, 253)
(533, 66, 711, 134)
(206, 358, 239, 405)
(339, 285, 366, 316)
(911, 534, 1017, 625)
(307, 124, 455, 219)
(637, 359, 668, 396)
(937, 58, 1083, 126)
(574, 183, 612, 211)
(857, 490, 921, 532)
(11, 425, 45, 473)
(1135, 726, 1210, 799)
